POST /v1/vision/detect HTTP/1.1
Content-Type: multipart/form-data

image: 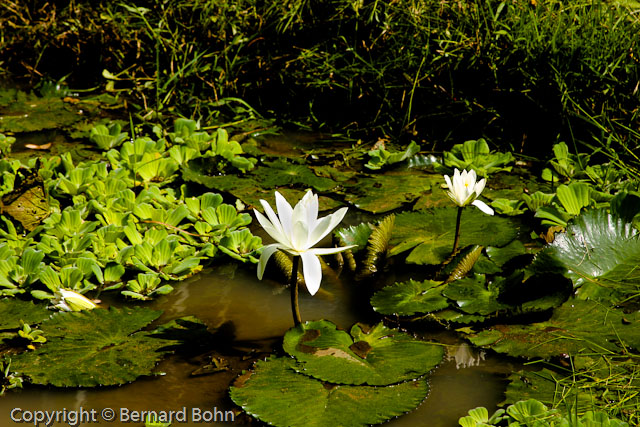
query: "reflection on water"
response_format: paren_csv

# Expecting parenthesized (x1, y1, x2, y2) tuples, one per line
(0, 263, 513, 426)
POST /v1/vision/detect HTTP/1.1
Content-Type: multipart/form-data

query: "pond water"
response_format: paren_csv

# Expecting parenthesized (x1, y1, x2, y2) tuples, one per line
(0, 257, 515, 426)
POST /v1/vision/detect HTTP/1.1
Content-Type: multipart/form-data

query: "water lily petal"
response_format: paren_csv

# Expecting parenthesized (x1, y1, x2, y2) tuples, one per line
(303, 190, 319, 231)
(309, 245, 357, 256)
(471, 199, 495, 216)
(474, 178, 486, 196)
(444, 173, 453, 190)
(275, 191, 294, 237)
(257, 244, 281, 279)
(300, 251, 322, 295)
(307, 207, 349, 247)
(292, 219, 309, 251)
(254, 209, 290, 246)
(259, 199, 287, 240)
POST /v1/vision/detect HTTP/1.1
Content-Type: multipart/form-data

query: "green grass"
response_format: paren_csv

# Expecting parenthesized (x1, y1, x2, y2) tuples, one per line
(0, 0, 638, 165)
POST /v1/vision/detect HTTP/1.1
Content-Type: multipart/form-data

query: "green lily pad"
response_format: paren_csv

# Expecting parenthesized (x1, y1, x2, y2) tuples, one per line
(390, 208, 519, 265)
(0, 90, 81, 133)
(467, 299, 640, 358)
(535, 209, 640, 300)
(182, 166, 341, 211)
(0, 298, 51, 329)
(256, 159, 337, 192)
(230, 356, 429, 427)
(485, 240, 527, 267)
(11, 306, 178, 386)
(283, 320, 444, 386)
(344, 172, 436, 214)
(370, 279, 448, 316)
(442, 274, 510, 315)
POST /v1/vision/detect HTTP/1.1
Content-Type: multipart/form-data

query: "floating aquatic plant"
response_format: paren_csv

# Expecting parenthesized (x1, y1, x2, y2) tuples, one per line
(254, 190, 354, 325)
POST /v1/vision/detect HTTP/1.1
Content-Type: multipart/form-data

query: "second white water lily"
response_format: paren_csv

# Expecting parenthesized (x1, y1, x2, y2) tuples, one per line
(443, 168, 494, 216)
(254, 190, 355, 296)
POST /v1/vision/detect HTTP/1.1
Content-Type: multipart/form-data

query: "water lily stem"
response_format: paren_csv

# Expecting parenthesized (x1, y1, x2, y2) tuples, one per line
(452, 206, 463, 255)
(290, 255, 302, 326)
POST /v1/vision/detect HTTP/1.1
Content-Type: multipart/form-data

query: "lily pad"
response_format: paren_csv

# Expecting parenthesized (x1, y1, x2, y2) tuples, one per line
(442, 274, 510, 315)
(344, 172, 436, 214)
(0, 298, 51, 329)
(11, 306, 178, 386)
(256, 159, 337, 192)
(0, 90, 81, 133)
(390, 208, 519, 265)
(467, 299, 640, 358)
(370, 279, 448, 316)
(230, 356, 429, 427)
(283, 320, 444, 386)
(535, 209, 640, 300)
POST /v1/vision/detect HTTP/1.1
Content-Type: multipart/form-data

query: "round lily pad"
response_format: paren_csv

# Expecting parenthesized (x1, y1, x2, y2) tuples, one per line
(283, 320, 444, 385)
(230, 356, 429, 427)
(370, 279, 448, 316)
(390, 208, 519, 265)
(0, 298, 51, 329)
(11, 306, 178, 387)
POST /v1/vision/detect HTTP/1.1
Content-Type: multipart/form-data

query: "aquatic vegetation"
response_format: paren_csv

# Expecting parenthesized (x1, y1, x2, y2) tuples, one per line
(389, 208, 516, 265)
(365, 141, 420, 170)
(459, 399, 630, 427)
(533, 209, 640, 301)
(254, 190, 354, 324)
(231, 320, 443, 426)
(442, 140, 514, 177)
(10, 307, 180, 387)
(231, 356, 429, 427)
(0, 359, 23, 395)
(282, 320, 443, 385)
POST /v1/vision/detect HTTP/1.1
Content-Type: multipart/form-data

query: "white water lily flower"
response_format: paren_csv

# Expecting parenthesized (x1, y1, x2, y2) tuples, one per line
(54, 289, 97, 312)
(443, 168, 494, 215)
(254, 190, 355, 296)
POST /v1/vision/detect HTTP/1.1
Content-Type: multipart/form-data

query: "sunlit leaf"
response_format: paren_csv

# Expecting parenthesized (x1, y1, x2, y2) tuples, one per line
(283, 320, 443, 386)
(11, 306, 178, 386)
(230, 356, 429, 427)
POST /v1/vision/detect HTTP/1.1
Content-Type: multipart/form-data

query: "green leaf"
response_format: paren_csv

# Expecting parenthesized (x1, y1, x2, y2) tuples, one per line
(11, 306, 177, 386)
(535, 209, 640, 299)
(230, 356, 429, 427)
(344, 172, 436, 214)
(390, 208, 518, 265)
(442, 139, 514, 176)
(335, 223, 373, 253)
(442, 274, 510, 315)
(467, 299, 640, 358)
(370, 279, 448, 316)
(283, 320, 444, 386)
(556, 182, 591, 215)
(0, 298, 51, 329)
